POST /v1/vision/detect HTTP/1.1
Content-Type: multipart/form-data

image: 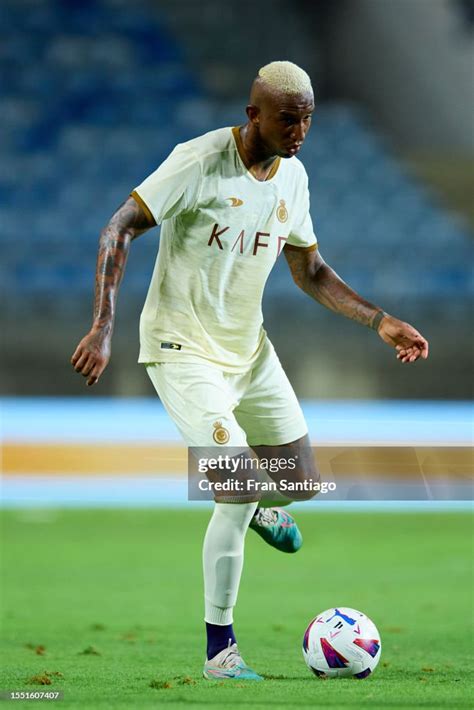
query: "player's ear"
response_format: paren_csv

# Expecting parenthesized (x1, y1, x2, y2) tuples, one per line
(246, 104, 260, 125)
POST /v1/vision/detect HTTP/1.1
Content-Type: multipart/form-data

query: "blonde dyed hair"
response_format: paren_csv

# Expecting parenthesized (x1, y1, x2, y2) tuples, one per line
(257, 61, 313, 96)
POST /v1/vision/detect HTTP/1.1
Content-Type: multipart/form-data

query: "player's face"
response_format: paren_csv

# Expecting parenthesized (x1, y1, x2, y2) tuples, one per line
(255, 92, 314, 159)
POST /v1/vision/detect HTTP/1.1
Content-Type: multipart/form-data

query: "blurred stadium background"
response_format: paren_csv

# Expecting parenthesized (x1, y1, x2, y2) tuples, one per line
(1, 4, 472, 703)
(1, 0, 472, 504)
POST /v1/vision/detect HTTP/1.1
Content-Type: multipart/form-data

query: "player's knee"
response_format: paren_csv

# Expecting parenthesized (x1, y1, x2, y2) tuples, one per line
(289, 465, 321, 501)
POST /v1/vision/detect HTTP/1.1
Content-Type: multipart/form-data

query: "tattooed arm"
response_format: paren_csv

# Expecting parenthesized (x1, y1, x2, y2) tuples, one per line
(71, 196, 156, 386)
(284, 245, 429, 363)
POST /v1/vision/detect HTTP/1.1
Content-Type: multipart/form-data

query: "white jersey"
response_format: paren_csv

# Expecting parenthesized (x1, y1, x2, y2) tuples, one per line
(132, 126, 317, 372)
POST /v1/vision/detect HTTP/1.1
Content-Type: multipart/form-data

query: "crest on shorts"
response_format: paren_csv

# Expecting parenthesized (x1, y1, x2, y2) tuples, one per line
(276, 199, 288, 223)
(213, 421, 230, 445)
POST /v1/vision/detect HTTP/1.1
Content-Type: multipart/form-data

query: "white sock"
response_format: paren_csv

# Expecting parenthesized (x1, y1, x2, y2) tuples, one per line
(203, 502, 258, 625)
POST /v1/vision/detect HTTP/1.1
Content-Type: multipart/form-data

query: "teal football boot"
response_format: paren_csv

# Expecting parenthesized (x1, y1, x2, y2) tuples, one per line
(249, 507, 303, 553)
(203, 643, 263, 681)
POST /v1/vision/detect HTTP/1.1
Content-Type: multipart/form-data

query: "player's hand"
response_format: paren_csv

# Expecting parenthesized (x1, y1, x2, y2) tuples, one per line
(377, 315, 429, 363)
(71, 326, 112, 386)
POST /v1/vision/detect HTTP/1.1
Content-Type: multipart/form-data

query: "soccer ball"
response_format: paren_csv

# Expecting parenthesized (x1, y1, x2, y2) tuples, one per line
(302, 607, 382, 679)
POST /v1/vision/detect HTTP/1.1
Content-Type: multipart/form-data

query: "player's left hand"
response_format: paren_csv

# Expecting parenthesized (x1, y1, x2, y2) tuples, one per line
(377, 315, 429, 363)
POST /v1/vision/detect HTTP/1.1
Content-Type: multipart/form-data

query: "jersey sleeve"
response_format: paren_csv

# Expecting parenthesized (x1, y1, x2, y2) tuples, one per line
(131, 144, 202, 225)
(285, 169, 318, 251)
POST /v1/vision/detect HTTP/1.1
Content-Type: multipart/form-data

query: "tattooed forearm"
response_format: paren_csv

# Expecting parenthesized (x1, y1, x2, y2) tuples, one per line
(92, 196, 155, 330)
(285, 247, 384, 329)
(306, 262, 383, 328)
(93, 229, 130, 329)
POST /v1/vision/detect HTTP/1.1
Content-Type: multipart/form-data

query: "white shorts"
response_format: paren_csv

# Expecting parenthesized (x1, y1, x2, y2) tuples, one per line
(145, 338, 307, 447)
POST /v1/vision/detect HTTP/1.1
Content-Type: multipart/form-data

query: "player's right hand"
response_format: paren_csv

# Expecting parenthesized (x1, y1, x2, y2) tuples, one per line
(71, 326, 112, 386)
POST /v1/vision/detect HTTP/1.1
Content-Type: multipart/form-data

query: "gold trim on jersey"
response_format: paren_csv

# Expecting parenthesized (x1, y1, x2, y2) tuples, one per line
(284, 243, 318, 252)
(130, 190, 156, 225)
(232, 126, 281, 181)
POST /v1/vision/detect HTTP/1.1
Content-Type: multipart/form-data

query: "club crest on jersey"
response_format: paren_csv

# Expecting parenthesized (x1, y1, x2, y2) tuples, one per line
(226, 197, 244, 207)
(213, 421, 230, 445)
(276, 199, 288, 223)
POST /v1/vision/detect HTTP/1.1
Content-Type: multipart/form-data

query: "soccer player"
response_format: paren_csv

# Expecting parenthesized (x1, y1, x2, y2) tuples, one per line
(71, 61, 429, 680)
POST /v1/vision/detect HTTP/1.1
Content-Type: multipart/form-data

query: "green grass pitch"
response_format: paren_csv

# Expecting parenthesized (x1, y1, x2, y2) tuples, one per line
(1, 509, 472, 709)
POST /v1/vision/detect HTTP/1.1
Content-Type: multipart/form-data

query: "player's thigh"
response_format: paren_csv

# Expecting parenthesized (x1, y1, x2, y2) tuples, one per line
(146, 362, 247, 447)
(234, 339, 308, 447)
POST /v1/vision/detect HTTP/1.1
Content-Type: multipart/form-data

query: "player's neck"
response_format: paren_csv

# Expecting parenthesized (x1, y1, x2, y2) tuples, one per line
(239, 125, 277, 181)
